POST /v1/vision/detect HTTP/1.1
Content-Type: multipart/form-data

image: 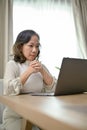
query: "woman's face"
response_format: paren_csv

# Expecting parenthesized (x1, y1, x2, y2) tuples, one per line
(22, 35, 40, 61)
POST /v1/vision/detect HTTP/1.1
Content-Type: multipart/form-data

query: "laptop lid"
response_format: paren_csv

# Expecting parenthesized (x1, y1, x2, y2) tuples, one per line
(54, 57, 87, 96)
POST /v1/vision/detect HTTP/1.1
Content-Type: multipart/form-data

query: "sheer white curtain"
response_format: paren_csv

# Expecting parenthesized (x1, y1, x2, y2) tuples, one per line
(13, 0, 80, 78)
(0, 0, 13, 78)
(72, 0, 87, 58)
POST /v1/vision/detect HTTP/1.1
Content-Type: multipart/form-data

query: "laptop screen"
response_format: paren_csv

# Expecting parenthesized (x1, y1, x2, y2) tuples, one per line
(54, 57, 87, 96)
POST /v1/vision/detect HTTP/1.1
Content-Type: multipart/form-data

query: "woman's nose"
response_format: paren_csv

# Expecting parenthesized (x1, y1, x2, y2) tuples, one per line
(32, 47, 37, 52)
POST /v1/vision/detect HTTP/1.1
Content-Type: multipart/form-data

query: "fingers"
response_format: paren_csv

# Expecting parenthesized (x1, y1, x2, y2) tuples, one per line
(30, 60, 42, 72)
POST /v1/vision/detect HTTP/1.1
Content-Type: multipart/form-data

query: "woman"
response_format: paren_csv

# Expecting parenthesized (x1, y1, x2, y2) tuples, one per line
(2, 30, 56, 130)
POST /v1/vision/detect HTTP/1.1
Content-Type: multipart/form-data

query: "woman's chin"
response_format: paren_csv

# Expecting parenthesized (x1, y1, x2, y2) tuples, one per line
(27, 58, 35, 61)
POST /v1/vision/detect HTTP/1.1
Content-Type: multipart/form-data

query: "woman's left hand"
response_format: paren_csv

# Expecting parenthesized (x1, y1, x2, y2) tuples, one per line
(30, 60, 43, 73)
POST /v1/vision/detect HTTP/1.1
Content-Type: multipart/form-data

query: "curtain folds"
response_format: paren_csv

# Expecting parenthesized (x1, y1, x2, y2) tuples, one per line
(72, 0, 87, 58)
(0, 0, 13, 78)
(13, 0, 71, 7)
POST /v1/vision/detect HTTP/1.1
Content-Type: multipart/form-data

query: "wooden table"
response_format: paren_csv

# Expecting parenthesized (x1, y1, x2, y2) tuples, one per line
(0, 93, 87, 130)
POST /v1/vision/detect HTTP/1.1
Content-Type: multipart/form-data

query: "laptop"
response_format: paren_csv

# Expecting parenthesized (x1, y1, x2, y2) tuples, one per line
(30, 57, 87, 96)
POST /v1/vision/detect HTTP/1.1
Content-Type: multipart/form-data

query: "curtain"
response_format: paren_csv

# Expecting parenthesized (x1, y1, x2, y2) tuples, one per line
(13, 0, 79, 78)
(72, 0, 87, 58)
(0, 0, 13, 78)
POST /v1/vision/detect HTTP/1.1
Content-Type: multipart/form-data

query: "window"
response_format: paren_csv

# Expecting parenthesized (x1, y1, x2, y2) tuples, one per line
(13, 0, 81, 78)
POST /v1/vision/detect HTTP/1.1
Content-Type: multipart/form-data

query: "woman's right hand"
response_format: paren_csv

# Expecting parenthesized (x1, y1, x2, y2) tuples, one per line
(20, 60, 39, 85)
(28, 61, 38, 74)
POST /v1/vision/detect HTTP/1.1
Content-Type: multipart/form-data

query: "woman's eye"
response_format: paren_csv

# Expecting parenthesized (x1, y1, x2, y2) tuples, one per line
(28, 44, 39, 48)
(29, 45, 33, 47)
(36, 45, 39, 48)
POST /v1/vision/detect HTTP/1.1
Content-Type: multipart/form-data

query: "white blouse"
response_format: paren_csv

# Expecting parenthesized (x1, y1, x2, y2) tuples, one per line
(4, 60, 56, 95)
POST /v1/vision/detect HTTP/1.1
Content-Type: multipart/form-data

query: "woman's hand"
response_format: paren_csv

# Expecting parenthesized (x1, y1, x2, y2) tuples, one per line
(30, 60, 43, 73)
(30, 60, 53, 86)
(20, 60, 53, 86)
(20, 60, 42, 85)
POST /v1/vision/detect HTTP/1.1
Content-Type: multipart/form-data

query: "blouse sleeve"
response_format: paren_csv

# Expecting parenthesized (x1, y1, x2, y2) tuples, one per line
(3, 60, 23, 96)
(42, 64, 57, 92)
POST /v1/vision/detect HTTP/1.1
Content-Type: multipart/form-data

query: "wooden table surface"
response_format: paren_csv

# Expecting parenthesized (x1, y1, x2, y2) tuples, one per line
(0, 93, 87, 130)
